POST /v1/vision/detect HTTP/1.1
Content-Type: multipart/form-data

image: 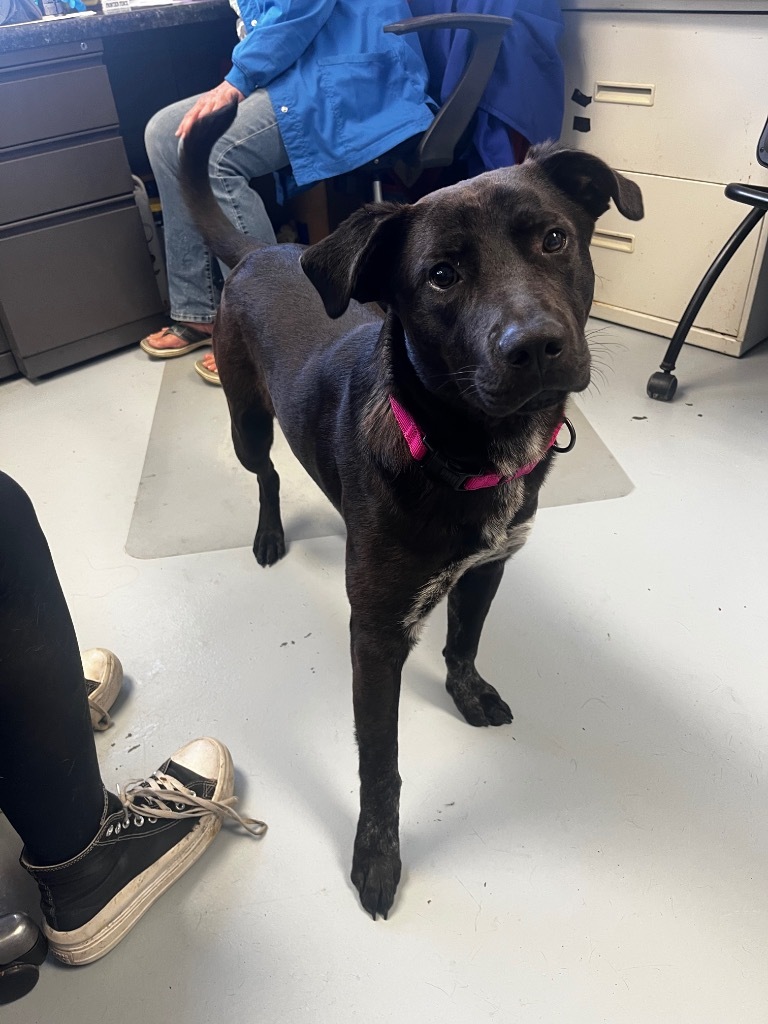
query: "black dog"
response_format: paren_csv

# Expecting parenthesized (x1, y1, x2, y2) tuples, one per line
(180, 104, 642, 919)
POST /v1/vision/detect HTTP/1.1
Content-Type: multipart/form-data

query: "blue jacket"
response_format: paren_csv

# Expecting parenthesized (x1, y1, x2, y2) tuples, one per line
(224, 0, 435, 188)
(411, 0, 564, 174)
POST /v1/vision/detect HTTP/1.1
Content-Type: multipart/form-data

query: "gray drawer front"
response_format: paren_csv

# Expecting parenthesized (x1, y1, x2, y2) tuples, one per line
(0, 203, 164, 361)
(0, 350, 19, 379)
(0, 320, 18, 378)
(0, 137, 134, 226)
(0, 41, 103, 72)
(0, 64, 118, 149)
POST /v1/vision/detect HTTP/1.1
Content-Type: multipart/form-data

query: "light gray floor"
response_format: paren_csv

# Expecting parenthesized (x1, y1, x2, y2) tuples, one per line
(1, 323, 767, 1024)
(126, 359, 633, 559)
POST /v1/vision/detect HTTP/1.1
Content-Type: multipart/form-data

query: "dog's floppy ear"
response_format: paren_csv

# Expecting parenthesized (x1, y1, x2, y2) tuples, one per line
(301, 202, 409, 318)
(528, 143, 644, 222)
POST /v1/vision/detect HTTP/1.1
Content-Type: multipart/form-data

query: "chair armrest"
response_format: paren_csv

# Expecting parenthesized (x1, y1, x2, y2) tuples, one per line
(385, 14, 514, 171)
(725, 183, 768, 210)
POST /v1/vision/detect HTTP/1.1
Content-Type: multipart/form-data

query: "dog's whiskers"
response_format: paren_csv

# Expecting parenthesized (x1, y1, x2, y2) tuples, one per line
(433, 363, 480, 380)
(586, 330, 628, 355)
(586, 359, 614, 396)
(436, 377, 474, 394)
(434, 366, 480, 394)
(590, 355, 614, 377)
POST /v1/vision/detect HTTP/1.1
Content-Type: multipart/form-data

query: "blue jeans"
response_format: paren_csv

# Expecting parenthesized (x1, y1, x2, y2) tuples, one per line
(145, 90, 290, 324)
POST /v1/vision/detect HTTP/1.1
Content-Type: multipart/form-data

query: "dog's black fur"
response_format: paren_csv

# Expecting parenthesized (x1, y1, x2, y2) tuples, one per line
(179, 104, 643, 919)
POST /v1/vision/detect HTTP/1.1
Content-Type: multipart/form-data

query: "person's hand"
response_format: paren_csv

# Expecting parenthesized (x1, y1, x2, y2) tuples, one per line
(175, 82, 245, 138)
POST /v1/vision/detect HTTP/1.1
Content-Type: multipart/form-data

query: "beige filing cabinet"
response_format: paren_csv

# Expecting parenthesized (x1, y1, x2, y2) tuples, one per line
(559, 3, 768, 356)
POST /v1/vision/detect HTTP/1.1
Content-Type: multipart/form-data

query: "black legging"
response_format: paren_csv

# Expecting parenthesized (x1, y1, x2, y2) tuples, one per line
(0, 471, 105, 865)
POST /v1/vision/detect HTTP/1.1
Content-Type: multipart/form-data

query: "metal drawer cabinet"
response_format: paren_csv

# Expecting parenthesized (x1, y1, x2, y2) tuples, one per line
(0, 202, 165, 379)
(0, 137, 134, 227)
(0, 40, 165, 380)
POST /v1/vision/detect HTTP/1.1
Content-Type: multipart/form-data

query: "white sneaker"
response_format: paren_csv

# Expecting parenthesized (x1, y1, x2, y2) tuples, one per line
(81, 648, 123, 731)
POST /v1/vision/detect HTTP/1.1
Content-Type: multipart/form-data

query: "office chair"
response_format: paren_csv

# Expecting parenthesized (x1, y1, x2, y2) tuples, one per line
(647, 115, 768, 401)
(355, 13, 514, 202)
(0, 913, 47, 1005)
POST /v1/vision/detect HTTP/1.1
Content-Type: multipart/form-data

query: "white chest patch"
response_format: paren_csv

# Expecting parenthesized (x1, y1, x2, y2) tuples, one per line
(403, 511, 536, 643)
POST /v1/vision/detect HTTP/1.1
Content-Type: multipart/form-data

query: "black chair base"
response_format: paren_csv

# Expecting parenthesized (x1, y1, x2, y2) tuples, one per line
(647, 182, 768, 401)
(0, 914, 47, 1005)
(647, 369, 678, 402)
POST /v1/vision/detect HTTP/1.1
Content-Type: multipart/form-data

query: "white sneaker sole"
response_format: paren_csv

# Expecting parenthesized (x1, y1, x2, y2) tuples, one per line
(44, 739, 233, 965)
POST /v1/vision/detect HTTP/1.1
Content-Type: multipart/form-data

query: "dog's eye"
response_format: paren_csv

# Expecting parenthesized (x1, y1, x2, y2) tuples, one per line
(542, 229, 567, 254)
(428, 263, 458, 289)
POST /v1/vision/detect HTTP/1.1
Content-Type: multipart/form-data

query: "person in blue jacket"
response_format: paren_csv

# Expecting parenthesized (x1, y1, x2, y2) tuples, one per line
(140, 0, 434, 384)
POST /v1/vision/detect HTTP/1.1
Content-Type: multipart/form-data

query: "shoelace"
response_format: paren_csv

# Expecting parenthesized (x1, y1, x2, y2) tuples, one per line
(117, 771, 267, 838)
(88, 697, 113, 732)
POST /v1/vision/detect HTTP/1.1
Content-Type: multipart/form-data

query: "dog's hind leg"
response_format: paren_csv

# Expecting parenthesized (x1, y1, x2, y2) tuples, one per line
(443, 558, 514, 727)
(226, 374, 286, 567)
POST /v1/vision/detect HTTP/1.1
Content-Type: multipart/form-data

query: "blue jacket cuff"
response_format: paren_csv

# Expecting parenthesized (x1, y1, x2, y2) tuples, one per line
(225, 65, 252, 98)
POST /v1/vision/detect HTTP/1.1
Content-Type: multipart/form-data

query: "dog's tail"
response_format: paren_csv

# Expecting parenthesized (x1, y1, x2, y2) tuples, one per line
(179, 102, 262, 269)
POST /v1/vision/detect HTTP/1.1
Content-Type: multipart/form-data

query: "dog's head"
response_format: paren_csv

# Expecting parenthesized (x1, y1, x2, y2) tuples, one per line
(301, 146, 643, 419)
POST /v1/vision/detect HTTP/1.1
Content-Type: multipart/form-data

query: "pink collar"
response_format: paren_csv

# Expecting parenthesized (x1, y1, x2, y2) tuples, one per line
(389, 394, 569, 491)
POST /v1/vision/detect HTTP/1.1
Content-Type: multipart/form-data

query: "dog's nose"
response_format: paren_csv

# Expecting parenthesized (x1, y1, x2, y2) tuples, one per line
(497, 320, 566, 368)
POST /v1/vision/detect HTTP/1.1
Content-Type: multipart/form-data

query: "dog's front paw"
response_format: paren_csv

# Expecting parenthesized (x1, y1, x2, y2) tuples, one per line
(446, 667, 513, 727)
(253, 528, 286, 567)
(351, 846, 401, 921)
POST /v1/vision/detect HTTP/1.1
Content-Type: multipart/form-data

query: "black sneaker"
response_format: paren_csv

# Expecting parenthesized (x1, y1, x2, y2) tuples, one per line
(21, 738, 266, 965)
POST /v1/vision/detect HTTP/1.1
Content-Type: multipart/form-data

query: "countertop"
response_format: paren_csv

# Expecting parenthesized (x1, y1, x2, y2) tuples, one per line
(4, 0, 764, 56)
(560, 1, 768, 10)
(0, 0, 234, 54)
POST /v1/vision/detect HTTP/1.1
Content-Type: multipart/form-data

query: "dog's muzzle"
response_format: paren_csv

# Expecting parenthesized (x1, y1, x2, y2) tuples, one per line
(472, 319, 590, 416)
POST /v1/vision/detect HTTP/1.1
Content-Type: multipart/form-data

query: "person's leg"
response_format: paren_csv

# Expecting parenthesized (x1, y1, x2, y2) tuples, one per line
(0, 472, 104, 865)
(0, 472, 265, 964)
(143, 89, 289, 351)
(144, 94, 219, 342)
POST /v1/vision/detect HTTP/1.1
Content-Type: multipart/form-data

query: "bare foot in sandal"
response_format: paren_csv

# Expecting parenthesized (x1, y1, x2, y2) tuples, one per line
(140, 322, 213, 358)
(194, 349, 220, 385)
(200, 351, 218, 375)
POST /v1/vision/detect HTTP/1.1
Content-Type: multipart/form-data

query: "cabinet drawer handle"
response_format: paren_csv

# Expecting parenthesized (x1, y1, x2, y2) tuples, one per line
(594, 81, 655, 107)
(591, 229, 635, 254)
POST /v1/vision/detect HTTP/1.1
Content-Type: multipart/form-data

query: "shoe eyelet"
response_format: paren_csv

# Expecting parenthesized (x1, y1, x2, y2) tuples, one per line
(134, 815, 145, 827)
(106, 824, 114, 837)
(115, 823, 122, 834)
(147, 816, 158, 824)
(175, 803, 185, 811)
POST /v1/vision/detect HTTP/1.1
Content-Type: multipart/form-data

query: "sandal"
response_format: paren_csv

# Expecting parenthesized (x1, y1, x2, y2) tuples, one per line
(139, 324, 212, 358)
(194, 357, 221, 386)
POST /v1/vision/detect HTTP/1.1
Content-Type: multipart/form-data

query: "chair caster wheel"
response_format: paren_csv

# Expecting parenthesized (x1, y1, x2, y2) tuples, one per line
(0, 914, 47, 1005)
(0, 963, 40, 1005)
(647, 371, 678, 401)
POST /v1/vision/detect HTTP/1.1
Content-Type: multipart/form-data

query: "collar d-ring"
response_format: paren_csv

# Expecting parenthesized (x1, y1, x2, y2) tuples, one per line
(552, 416, 576, 454)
